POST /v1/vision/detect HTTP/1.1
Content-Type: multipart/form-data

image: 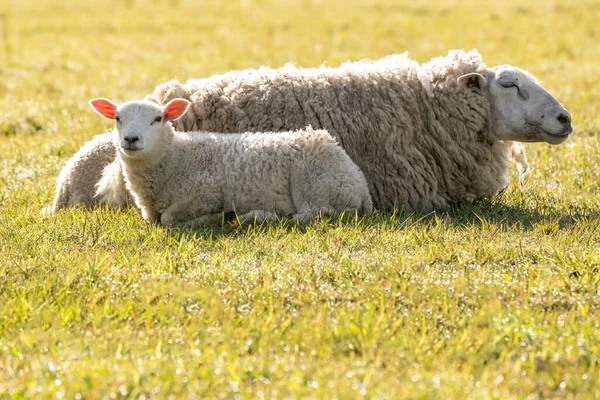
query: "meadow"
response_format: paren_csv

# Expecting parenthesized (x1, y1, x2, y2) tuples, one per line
(1, 0, 600, 398)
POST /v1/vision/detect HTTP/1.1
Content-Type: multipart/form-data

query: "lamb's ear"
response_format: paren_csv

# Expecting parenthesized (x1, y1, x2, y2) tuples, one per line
(457, 73, 487, 91)
(162, 99, 191, 122)
(89, 98, 118, 120)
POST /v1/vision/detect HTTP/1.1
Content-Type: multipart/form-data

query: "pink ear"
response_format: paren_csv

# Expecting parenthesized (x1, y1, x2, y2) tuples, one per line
(89, 98, 118, 120)
(162, 99, 191, 122)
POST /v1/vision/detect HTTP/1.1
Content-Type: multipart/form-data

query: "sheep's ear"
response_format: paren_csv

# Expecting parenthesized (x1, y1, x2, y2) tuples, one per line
(89, 98, 118, 120)
(457, 73, 487, 91)
(162, 99, 191, 122)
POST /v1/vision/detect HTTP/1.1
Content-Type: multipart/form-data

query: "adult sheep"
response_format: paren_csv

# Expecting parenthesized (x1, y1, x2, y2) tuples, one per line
(144, 49, 572, 211)
(48, 49, 573, 212)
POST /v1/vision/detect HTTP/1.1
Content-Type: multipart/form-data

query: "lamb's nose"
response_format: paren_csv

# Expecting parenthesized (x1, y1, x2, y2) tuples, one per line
(557, 113, 571, 125)
(124, 136, 139, 144)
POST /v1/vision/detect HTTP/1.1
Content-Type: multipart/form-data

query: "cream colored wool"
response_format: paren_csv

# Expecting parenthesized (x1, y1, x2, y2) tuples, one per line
(48, 49, 572, 212)
(92, 99, 372, 225)
(48, 132, 116, 212)
(144, 49, 571, 211)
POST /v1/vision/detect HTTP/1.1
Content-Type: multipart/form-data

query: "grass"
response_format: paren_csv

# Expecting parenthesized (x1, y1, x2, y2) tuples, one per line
(1, 0, 600, 398)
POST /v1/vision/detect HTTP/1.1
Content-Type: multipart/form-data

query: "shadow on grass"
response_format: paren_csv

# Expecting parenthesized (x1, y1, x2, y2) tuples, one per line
(164, 197, 598, 241)
(441, 198, 600, 230)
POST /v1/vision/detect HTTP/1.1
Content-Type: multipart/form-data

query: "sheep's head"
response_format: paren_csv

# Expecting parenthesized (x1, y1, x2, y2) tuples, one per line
(89, 98, 191, 159)
(458, 66, 573, 145)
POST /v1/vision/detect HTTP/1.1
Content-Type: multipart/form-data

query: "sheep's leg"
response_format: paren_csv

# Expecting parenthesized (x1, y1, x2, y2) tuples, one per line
(160, 199, 221, 227)
(291, 209, 318, 224)
(142, 208, 161, 224)
(180, 213, 224, 227)
(95, 161, 128, 209)
(238, 210, 277, 224)
(291, 203, 333, 224)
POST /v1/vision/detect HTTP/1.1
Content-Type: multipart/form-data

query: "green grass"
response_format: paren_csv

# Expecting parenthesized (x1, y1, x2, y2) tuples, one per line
(1, 0, 600, 398)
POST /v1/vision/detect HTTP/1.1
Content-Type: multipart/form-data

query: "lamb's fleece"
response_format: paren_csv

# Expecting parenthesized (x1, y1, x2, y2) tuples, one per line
(117, 125, 373, 226)
(48, 132, 120, 212)
(146, 50, 520, 211)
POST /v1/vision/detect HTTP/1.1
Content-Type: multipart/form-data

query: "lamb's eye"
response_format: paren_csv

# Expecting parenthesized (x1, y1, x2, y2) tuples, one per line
(115, 116, 121, 123)
(151, 116, 162, 124)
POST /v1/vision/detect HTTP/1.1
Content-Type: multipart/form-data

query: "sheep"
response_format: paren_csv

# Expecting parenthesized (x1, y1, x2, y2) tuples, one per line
(46, 132, 121, 212)
(88, 98, 373, 226)
(45, 131, 138, 213)
(49, 49, 572, 212)
(143, 49, 572, 211)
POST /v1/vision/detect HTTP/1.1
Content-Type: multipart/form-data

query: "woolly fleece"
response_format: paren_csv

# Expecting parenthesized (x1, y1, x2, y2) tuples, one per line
(147, 50, 517, 211)
(112, 113, 373, 225)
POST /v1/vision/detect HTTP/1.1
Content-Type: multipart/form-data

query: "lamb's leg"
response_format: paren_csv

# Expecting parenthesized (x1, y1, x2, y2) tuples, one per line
(142, 207, 161, 224)
(95, 161, 128, 209)
(291, 203, 333, 224)
(160, 198, 221, 227)
(180, 213, 224, 227)
(237, 210, 277, 224)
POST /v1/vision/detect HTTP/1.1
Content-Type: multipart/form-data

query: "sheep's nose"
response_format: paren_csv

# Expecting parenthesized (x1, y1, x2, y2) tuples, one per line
(124, 136, 139, 144)
(557, 112, 571, 126)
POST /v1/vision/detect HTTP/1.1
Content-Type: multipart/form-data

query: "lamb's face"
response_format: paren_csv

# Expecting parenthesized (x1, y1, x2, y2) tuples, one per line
(458, 66, 573, 145)
(89, 98, 191, 160)
(114, 102, 165, 159)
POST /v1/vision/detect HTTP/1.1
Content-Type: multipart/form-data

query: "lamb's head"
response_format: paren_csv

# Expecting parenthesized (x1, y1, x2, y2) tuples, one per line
(458, 66, 573, 145)
(89, 98, 191, 159)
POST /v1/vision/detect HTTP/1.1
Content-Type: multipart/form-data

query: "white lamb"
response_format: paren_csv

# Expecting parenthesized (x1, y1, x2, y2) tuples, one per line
(88, 98, 373, 226)
(46, 132, 123, 213)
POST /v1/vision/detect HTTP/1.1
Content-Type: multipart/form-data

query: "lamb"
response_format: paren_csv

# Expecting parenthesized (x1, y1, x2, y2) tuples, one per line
(49, 49, 573, 212)
(44, 76, 216, 213)
(47, 132, 123, 212)
(46, 131, 139, 213)
(88, 98, 373, 225)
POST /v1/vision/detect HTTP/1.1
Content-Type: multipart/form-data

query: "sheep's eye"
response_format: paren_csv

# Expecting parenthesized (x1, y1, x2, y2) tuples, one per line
(500, 82, 528, 100)
(151, 116, 162, 124)
(500, 82, 517, 89)
(115, 116, 121, 123)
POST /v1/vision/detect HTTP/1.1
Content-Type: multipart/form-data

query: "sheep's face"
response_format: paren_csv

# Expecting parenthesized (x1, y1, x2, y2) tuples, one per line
(89, 98, 191, 159)
(458, 66, 573, 145)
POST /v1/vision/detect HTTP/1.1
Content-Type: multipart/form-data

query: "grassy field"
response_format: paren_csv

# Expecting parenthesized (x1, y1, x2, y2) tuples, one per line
(1, 0, 600, 398)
